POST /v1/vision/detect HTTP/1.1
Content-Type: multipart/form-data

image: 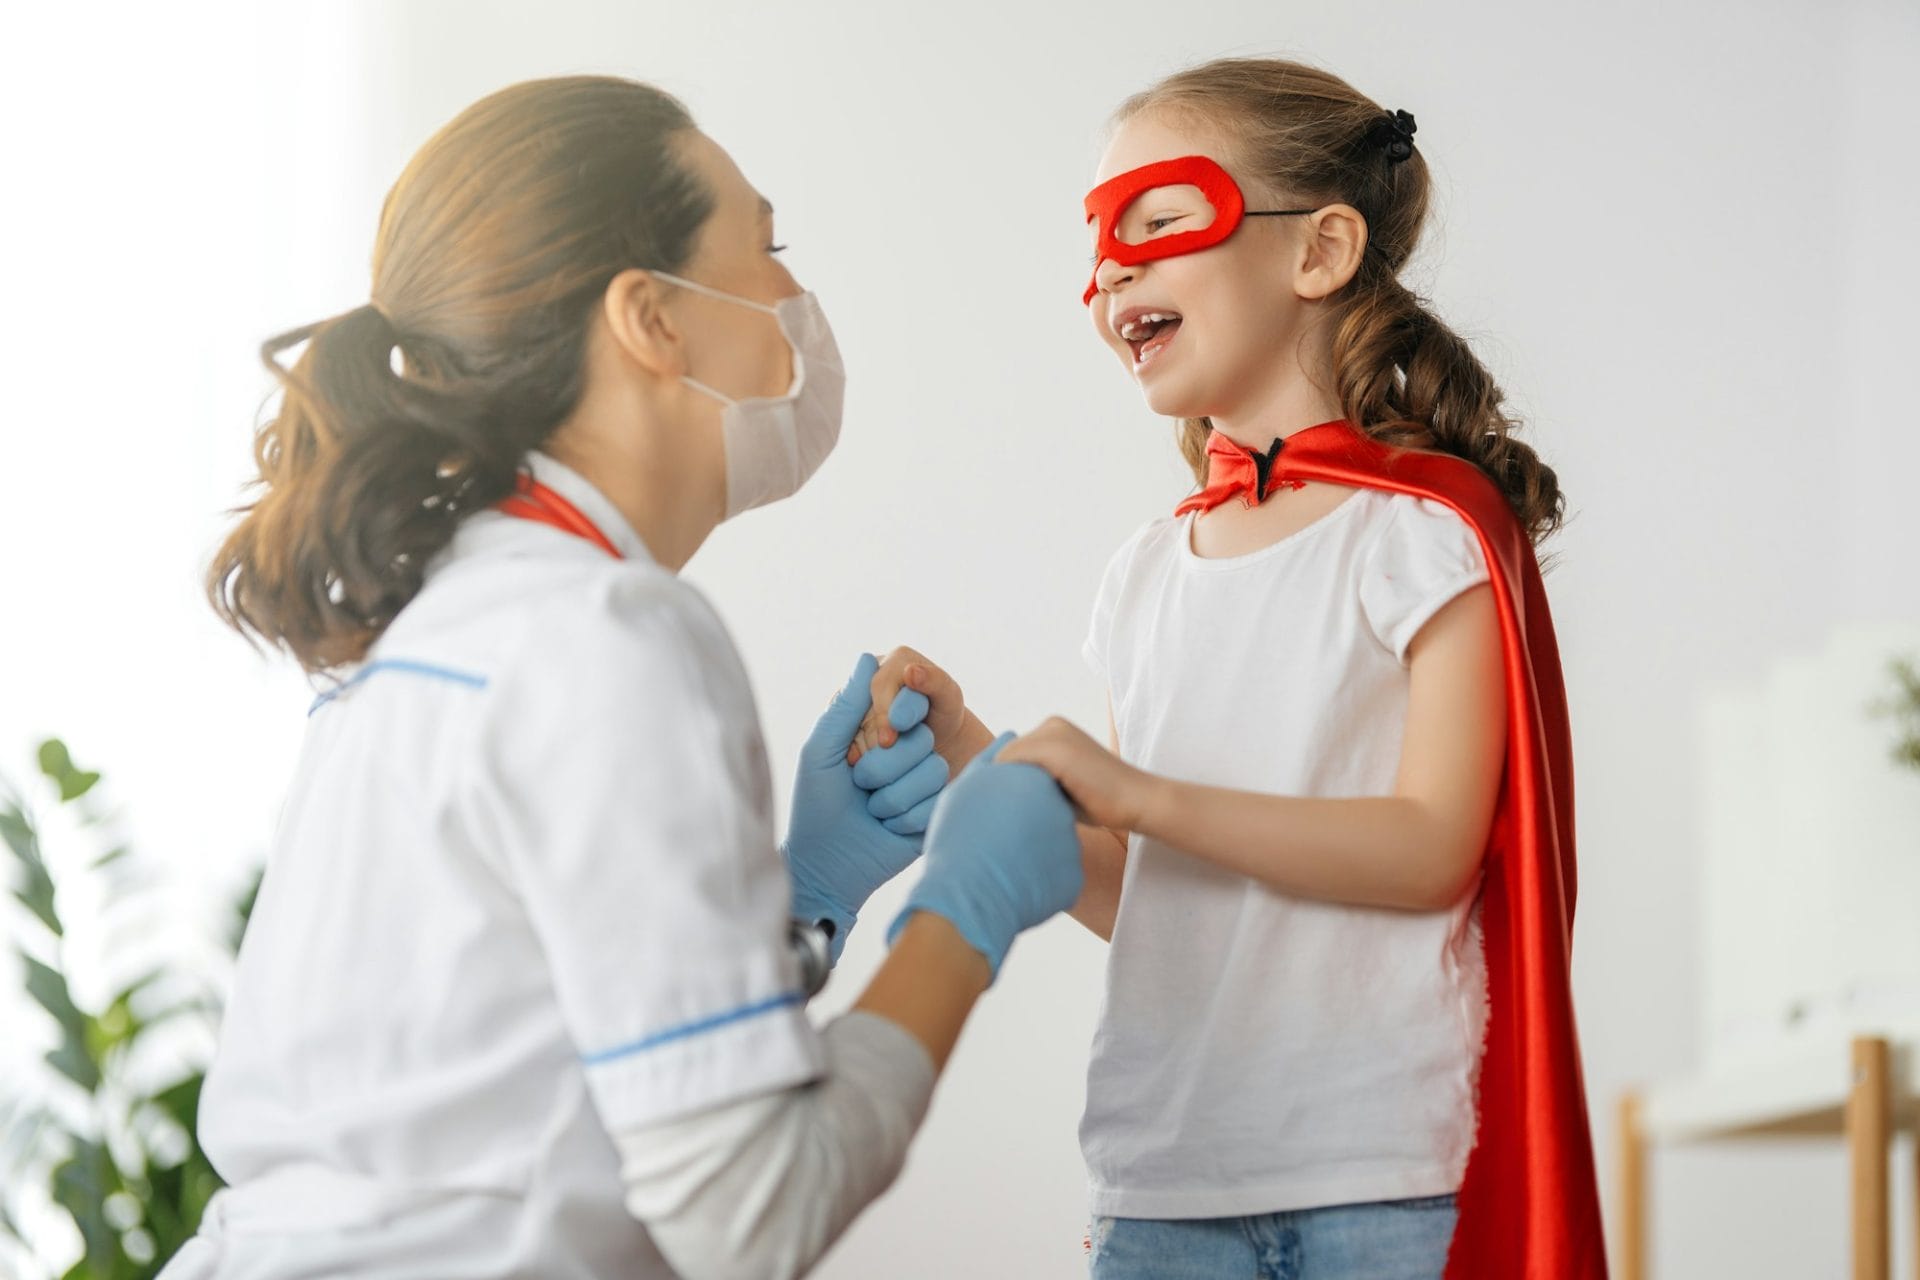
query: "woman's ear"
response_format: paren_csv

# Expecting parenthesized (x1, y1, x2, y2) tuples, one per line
(601, 268, 685, 377)
(1296, 203, 1369, 301)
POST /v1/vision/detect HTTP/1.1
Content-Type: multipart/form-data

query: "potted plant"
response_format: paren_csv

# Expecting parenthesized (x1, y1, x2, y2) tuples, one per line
(1, 740, 256, 1279)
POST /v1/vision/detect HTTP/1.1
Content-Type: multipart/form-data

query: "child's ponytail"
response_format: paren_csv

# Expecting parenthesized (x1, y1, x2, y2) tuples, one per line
(1330, 264, 1564, 543)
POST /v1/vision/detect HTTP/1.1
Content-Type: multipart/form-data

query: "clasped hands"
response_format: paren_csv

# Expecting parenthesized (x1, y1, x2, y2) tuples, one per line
(782, 648, 1126, 978)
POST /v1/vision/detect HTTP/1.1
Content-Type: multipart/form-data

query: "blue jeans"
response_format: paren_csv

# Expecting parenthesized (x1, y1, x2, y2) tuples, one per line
(1089, 1194, 1458, 1279)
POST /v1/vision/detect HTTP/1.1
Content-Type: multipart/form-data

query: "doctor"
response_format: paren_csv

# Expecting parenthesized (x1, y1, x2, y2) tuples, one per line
(163, 75, 1082, 1279)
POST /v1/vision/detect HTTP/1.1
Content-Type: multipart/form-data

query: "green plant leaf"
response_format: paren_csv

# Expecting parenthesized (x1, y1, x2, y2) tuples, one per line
(52, 1140, 129, 1271)
(0, 802, 40, 863)
(108, 969, 166, 1012)
(0, 1103, 60, 1212)
(87, 987, 204, 1069)
(24, 955, 85, 1028)
(25, 956, 100, 1091)
(11, 882, 62, 938)
(1, 801, 65, 940)
(178, 1156, 224, 1242)
(34, 740, 92, 806)
(149, 1076, 204, 1136)
(7, 859, 62, 942)
(89, 996, 140, 1063)
(37, 740, 73, 778)
(0, 1195, 29, 1248)
(130, 1079, 224, 1263)
(140, 1146, 222, 1258)
(142, 1159, 188, 1245)
(1, 1099, 41, 1158)
(92, 844, 132, 871)
(1875, 654, 1920, 775)
(130, 995, 219, 1037)
(45, 1042, 102, 1094)
(229, 867, 263, 952)
(37, 740, 102, 805)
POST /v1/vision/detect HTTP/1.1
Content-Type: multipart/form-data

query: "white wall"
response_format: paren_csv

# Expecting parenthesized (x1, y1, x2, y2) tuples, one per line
(4, 0, 1914, 1275)
(0, 2, 384, 1264)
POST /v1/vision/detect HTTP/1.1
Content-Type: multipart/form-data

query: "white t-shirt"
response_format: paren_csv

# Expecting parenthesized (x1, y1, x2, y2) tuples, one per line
(170, 454, 823, 1279)
(1080, 489, 1493, 1220)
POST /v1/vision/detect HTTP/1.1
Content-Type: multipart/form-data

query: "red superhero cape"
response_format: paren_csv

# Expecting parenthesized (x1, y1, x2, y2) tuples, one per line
(1218, 419, 1606, 1278)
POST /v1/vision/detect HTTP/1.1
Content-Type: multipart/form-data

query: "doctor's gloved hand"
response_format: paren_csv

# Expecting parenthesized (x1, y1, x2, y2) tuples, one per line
(848, 647, 997, 774)
(887, 733, 1083, 982)
(784, 653, 950, 965)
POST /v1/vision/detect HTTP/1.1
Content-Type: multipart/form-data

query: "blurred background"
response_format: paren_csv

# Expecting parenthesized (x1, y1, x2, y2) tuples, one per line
(2, 0, 1916, 1275)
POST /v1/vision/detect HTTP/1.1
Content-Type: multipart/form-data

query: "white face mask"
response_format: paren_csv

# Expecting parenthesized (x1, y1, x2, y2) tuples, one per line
(653, 272, 845, 520)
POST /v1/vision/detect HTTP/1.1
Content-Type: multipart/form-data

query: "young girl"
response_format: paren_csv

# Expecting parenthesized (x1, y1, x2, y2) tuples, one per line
(851, 58, 1604, 1278)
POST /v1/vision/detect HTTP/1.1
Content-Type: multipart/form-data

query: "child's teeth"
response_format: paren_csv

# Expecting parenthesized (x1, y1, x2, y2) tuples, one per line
(1119, 312, 1181, 341)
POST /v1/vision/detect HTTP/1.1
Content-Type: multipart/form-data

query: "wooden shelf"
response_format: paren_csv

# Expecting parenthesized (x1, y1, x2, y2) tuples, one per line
(1616, 1036, 1918, 1280)
(1639, 1038, 1920, 1142)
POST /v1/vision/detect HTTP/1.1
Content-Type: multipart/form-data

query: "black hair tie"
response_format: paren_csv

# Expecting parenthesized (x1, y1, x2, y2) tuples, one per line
(1369, 109, 1418, 165)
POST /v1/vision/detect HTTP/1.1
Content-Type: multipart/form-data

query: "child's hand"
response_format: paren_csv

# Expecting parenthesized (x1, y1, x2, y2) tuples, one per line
(848, 647, 970, 767)
(998, 717, 1152, 833)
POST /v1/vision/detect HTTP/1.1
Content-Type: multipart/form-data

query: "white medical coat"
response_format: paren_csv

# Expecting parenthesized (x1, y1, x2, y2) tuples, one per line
(163, 453, 823, 1278)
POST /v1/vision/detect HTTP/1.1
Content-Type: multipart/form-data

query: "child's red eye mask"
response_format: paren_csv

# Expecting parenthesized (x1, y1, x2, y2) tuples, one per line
(1083, 154, 1317, 305)
(1082, 155, 1245, 306)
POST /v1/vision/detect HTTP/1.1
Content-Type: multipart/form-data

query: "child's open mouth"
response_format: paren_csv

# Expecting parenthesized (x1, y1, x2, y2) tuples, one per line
(1119, 311, 1183, 370)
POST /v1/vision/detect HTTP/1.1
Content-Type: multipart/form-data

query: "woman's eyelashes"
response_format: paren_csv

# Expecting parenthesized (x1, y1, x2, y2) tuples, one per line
(767, 242, 788, 255)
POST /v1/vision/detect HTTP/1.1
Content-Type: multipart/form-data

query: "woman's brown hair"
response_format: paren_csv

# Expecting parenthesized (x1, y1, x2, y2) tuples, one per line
(1115, 58, 1564, 545)
(208, 76, 714, 674)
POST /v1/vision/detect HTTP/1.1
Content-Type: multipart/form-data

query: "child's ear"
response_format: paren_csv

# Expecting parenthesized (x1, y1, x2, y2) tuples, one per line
(601, 268, 685, 377)
(1295, 204, 1368, 301)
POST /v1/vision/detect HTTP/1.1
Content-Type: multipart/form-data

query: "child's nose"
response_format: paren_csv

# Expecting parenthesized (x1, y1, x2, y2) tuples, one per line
(1093, 255, 1136, 297)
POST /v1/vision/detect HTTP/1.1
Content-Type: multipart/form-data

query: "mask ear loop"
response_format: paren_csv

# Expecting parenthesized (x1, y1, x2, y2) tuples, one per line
(680, 375, 735, 407)
(652, 270, 801, 405)
(651, 270, 778, 315)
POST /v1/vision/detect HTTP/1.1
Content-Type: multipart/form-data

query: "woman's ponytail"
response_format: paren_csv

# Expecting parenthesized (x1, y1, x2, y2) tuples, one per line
(210, 303, 523, 671)
(208, 77, 712, 674)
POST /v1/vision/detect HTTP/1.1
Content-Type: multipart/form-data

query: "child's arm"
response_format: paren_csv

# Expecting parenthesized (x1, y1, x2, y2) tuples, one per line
(1069, 825, 1127, 941)
(1002, 585, 1508, 913)
(1066, 700, 1129, 941)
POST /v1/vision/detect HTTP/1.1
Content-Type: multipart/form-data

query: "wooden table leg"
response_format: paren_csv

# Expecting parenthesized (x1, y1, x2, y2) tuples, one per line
(1616, 1090, 1647, 1280)
(1850, 1037, 1891, 1280)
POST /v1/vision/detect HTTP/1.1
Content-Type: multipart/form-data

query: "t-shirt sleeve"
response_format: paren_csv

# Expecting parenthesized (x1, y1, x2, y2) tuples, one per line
(470, 570, 823, 1132)
(1359, 496, 1492, 665)
(1083, 529, 1144, 680)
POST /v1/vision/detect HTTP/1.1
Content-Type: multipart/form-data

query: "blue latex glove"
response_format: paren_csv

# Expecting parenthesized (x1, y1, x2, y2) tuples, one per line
(887, 733, 1083, 981)
(851, 685, 943, 836)
(784, 654, 946, 964)
(850, 686, 946, 836)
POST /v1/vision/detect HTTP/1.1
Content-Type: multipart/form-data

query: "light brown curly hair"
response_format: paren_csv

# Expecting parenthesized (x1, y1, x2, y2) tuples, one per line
(1114, 58, 1564, 545)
